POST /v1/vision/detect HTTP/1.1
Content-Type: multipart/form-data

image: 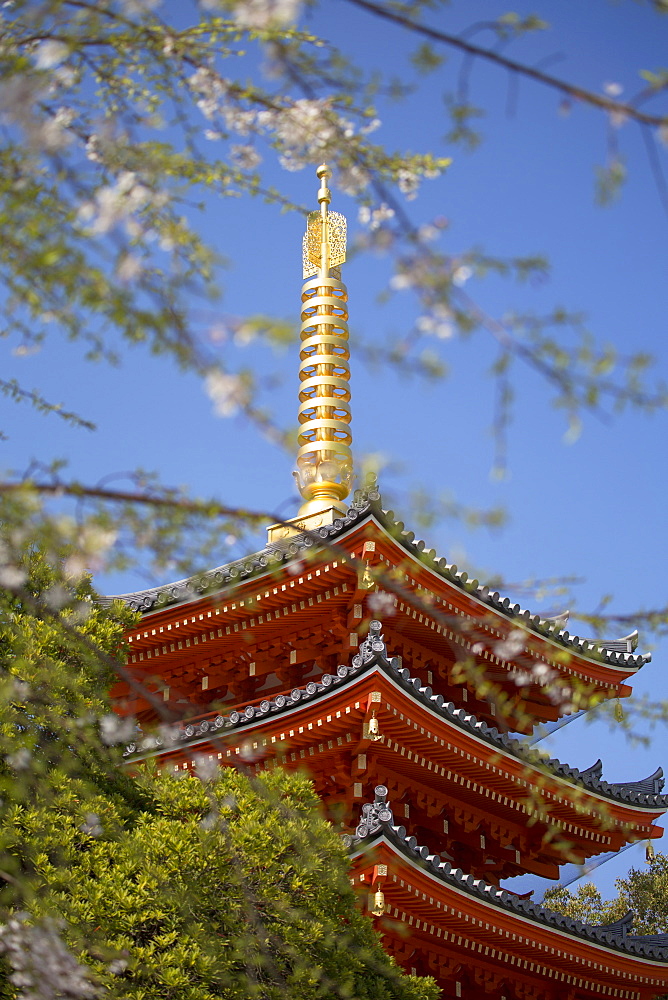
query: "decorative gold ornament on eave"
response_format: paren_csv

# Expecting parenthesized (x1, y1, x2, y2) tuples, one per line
(268, 164, 353, 542)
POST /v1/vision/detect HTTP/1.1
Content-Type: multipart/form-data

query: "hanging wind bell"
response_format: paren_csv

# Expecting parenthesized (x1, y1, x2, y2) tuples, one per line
(367, 710, 383, 742)
(371, 888, 386, 916)
(359, 561, 375, 590)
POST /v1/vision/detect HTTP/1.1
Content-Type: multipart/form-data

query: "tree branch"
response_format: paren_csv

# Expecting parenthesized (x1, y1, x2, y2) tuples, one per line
(0, 479, 272, 522)
(344, 0, 668, 127)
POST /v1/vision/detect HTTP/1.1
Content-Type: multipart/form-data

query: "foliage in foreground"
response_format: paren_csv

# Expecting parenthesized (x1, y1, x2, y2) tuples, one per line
(2, 767, 437, 1000)
(0, 550, 437, 1000)
(544, 852, 668, 935)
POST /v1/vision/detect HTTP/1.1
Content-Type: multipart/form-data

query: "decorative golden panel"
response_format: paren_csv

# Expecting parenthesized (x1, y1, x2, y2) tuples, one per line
(302, 210, 347, 278)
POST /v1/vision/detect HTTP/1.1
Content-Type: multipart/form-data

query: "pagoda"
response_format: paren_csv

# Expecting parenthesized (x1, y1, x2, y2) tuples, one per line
(108, 166, 668, 1000)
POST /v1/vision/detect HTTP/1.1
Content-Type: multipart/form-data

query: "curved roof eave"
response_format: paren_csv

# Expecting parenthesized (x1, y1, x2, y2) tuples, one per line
(121, 622, 668, 812)
(346, 785, 668, 964)
(102, 485, 650, 673)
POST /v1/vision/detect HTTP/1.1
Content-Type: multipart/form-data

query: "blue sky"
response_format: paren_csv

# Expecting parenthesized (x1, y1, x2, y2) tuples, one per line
(2, 0, 667, 897)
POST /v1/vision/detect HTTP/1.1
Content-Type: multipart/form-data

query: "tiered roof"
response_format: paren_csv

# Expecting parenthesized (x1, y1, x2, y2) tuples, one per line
(115, 611, 668, 996)
(348, 785, 668, 963)
(121, 620, 666, 813)
(108, 484, 647, 736)
(347, 786, 668, 999)
(118, 618, 665, 899)
(106, 485, 647, 674)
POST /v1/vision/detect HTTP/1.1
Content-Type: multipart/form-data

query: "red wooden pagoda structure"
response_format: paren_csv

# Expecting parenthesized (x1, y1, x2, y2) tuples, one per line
(108, 166, 668, 999)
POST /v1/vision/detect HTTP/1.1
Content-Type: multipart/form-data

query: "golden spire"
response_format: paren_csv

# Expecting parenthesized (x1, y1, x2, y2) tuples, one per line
(293, 164, 352, 523)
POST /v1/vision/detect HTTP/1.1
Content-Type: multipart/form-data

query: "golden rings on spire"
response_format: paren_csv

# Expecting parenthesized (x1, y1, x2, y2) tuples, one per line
(294, 165, 352, 518)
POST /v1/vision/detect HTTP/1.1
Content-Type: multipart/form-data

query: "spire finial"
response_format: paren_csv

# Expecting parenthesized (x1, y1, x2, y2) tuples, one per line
(302, 162, 346, 281)
(316, 162, 331, 197)
(292, 165, 353, 523)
